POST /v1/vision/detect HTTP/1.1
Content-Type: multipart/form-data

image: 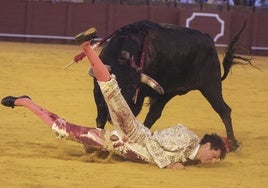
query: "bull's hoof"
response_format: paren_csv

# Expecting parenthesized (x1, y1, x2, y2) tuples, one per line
(84, 145, 97, 154)
(95, 150, 111, 159)
(228, 138, 240, 152)
(96, 123, 105, 129)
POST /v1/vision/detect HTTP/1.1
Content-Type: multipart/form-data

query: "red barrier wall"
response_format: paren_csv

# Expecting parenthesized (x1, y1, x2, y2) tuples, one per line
(0, 1, 267, 55)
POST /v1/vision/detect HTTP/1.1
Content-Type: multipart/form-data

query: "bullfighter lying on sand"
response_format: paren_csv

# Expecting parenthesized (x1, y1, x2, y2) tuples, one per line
(1, 28, 228, 169)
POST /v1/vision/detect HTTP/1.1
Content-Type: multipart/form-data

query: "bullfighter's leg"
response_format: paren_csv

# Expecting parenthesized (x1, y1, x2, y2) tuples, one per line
(1, 96, 108, 151)
(77, 30, 151, 143)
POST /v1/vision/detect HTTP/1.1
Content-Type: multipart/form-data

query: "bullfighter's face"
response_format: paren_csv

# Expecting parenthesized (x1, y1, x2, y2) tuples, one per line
(196, 143, 221, 164)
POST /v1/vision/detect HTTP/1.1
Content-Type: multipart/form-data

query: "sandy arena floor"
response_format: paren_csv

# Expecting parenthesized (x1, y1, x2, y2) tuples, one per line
(0, 41, 267, 188)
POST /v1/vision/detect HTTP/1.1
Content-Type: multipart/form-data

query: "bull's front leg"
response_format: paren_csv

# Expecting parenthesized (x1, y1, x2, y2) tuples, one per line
(93, 79, 109, 129)
(95, 100, 109, 129)
(143, 95, 174, 129)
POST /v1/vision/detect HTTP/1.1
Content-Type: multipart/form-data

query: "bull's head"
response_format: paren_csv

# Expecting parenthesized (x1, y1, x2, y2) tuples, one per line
(91, 27, 163, 128)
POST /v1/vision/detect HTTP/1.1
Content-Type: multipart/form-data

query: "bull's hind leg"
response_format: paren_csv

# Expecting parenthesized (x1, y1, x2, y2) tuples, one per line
(200, 87, 239, 151)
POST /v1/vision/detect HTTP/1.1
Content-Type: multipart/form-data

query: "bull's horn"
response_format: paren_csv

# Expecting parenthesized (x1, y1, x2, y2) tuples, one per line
(88, 65, 112, 77)
(140, 73, 164, 94)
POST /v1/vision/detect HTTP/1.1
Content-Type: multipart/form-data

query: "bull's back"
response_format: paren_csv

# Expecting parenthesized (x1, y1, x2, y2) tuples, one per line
(140, 21, 219, 90)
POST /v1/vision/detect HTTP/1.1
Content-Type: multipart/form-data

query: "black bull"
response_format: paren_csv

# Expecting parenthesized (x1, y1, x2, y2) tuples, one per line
(92, 20, 249, 151)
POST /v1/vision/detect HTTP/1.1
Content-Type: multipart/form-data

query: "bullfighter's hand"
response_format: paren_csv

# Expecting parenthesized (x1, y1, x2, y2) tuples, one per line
(74, 52, 86, 62)
(166, 162, 185, 170)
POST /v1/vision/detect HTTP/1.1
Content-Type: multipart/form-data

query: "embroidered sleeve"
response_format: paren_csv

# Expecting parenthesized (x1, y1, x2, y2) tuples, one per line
(145, 137, 171, 168)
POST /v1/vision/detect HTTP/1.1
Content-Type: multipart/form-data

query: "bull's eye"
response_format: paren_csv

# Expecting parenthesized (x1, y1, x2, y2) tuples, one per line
(118, 50, 131, 65)
(121, 50, 131, 60)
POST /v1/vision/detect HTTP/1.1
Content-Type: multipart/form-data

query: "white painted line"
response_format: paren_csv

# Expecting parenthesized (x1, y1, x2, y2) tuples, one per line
(1, 33, 267, 51)
(0, 33, 74, 40)
(251, 46, 268, 50)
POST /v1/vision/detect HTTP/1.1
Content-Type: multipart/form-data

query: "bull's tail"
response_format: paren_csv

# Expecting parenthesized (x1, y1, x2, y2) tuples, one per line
(221, 19, 253, 81)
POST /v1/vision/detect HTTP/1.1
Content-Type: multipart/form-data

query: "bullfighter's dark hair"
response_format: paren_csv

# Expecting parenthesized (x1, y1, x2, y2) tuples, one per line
(200, 133, 227, 160)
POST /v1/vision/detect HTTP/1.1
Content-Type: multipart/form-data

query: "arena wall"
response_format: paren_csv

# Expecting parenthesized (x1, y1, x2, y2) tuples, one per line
(0, 0, 267, 55)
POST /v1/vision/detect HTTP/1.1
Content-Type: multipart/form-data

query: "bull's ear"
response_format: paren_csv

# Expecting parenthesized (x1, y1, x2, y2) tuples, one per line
(88, 65, 111, 77)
